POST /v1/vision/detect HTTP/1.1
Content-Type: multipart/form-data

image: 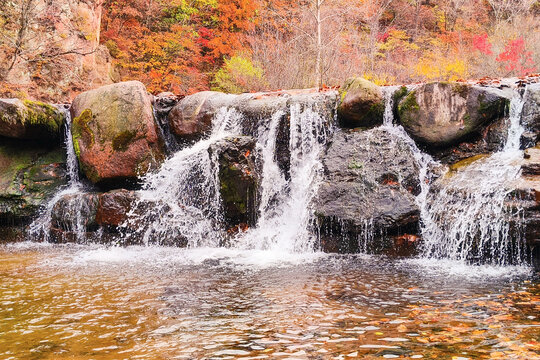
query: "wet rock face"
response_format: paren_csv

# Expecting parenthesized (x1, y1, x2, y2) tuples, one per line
(0, 99, 65, 143)
(521, 83, 540, 147)
(337, 78, 384, 129)
(315, 128, 421, 253)
(95, 189, 137, 228)
(0, 138, 67, 224)
(397, 82, 510, 148)
(70, 81, 165, 188)
(51, 193, 100, 234)
(209, 136, 258, 227)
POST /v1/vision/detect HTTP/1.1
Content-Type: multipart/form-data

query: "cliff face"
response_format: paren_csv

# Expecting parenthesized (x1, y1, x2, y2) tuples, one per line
(0, 0, 112, 102)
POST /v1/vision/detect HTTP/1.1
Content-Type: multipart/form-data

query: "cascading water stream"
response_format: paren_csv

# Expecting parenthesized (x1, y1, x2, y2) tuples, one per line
(121, 107, 243, 246)
(28, 106, 86, 241)
(236, 101, 332, 252)
(420, 87, 529, 265)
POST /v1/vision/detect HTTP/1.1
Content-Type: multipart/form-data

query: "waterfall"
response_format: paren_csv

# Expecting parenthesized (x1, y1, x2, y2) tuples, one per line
(419, 88, 528, 265)
(236, 101, 332, 252)
(28, 106, 85, 241)
(122, 107, 243, 246)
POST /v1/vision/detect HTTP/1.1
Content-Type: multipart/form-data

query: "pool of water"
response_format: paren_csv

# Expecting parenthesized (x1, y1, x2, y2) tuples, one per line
(0, 243, 539, 359)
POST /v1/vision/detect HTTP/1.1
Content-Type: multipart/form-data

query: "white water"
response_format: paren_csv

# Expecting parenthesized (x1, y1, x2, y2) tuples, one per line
(420, 88, 528, 265)
(122, 107, 243, 246)
(236, 102, 331, 252)
(28, 107, 85, 241)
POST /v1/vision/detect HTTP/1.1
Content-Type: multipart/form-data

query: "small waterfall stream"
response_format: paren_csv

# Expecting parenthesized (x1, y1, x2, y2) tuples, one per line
(237, 101, 331, 252)
(420, 87, 529, 265)
(28, 107, 86, 242)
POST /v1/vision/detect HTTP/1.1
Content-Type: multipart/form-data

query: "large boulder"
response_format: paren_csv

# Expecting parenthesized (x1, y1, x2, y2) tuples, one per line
(315, 128, 421, 253)
(521, 83, 540, 148)
(209, 136, 259, 227)
(0, 138, 67, 223)
(0, 99, 64, 143)
(50, 192, 99, 235)
(397, 82, 510, 148)
(337, 78, 384, 128)
(70, 81, 165, 188)
(168, 91, 235, 142)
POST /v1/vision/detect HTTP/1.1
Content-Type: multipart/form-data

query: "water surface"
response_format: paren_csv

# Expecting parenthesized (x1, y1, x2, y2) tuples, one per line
(1, 244, 538, 359)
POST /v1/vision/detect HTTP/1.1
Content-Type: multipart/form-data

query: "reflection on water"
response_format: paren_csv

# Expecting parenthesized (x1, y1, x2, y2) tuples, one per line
(0, 244, 538, 360)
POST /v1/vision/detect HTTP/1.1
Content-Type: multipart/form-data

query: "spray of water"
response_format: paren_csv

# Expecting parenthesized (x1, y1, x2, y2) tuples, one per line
(236, 101, 332, 252)
(121, 107, 243, 246)
(419, 88, 528, 265)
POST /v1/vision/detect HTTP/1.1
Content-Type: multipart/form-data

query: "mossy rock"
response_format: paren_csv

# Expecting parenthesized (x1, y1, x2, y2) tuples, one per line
(70, 81, 165, 188)
(0, 99, 65, 143)
(337, 77, 384, 129)
(0, 138, 67, 223)
(397, 82, 510, 149)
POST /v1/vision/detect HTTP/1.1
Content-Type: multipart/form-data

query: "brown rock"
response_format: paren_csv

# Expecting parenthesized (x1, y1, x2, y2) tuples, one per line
(71, 81, 165, 188)
(96, 189, 137, 227)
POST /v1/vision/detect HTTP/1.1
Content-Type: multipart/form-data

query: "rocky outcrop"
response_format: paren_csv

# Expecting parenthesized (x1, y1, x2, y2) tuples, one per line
(315, 128, 421, 253)
(1, 0, 111, 102)
(0, 139, 67, 224)
(521, 83, 540, 148)
(209, 136, 259, 227)
(50, 193, 99, 240)
(337, 78, 384, 128)
(397, 82, 510, 148)
(71, 81, 165, 188)
(0, 99, 65, 143)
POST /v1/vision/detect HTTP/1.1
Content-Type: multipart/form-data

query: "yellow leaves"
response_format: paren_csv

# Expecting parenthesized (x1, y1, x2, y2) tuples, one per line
(415, 53, 467, 82)
(362, 72, 396, 86)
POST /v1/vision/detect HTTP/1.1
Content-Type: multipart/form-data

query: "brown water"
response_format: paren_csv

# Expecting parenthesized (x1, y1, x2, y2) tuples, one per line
(0, 243, 539, 360)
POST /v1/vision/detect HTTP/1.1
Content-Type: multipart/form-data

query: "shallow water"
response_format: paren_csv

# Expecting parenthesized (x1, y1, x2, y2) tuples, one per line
(0, 244, 539, 360)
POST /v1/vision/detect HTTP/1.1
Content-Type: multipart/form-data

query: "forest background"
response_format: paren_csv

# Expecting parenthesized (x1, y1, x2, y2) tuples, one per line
(1, 0, 539, 102)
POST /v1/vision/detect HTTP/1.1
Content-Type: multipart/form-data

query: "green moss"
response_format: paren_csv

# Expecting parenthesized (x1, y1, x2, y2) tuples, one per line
(112, 130, 137, 151)
(397, 91, 420, 125)
(22, 100, 64, 134)
(451, 83, 470, 98)
(393, 86, 408, 103)
(72, 109, 95, 152)
(348, 159, 364, 170)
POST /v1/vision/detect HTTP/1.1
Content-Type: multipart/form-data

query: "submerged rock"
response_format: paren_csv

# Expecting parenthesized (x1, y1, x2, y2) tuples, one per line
(0, 138, 67, 224)
(315, 128, 421, 253)
(0, 99, 65, 143)
(397, 82, 510, 148)
(70, 81, 165, 188)
(337, 78, 384, 128)
(209, 136, 259, 227)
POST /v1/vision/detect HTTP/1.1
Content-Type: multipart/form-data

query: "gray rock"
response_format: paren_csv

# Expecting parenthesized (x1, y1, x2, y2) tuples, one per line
(521, 83, 540, 147)
(315, 128, 421, 253)
(208, 136, 259, 227)
(397, 82, 510, 148)
(337, 78, 384, 128)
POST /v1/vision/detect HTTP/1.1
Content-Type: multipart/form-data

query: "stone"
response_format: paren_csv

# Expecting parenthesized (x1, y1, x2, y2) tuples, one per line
(208, 136, 259, 227)
(168, 91, 235, 142)
(521, 83, 540, 147)
(96, 189, 137, 227)
(315, 128, 421, 253)
(70, 81, 165, 188)
(397, 82, 510, 148)
(0, 99, 65, 143)
(0, 138, 67, 223)
(50, 192, 99, 233)
(337, 78, 384, 128)
(154, 92, 180, 116)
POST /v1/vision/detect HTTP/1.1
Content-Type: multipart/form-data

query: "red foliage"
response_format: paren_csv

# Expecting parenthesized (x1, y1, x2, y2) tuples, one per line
(472, 33, 493, 55)
(496, 37, 537, 76)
